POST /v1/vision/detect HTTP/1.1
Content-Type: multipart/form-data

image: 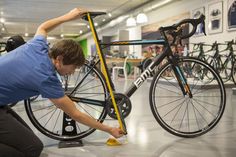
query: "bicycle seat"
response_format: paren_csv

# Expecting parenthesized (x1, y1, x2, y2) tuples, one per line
(82, 12, 106, 21)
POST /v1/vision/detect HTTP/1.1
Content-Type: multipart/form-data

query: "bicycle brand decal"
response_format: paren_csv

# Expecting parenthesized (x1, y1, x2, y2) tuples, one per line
(134, 62, 154, 88)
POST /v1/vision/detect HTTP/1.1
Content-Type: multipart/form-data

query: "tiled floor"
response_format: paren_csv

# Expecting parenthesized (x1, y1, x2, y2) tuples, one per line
(13, 79, 236, 157)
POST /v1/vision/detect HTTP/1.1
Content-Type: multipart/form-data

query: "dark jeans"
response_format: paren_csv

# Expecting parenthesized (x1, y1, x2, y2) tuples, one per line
(0, 105, 43, 157)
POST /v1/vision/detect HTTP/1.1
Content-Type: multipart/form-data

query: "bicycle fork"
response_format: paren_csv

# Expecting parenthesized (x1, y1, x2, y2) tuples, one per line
(171, 59, 193, 98)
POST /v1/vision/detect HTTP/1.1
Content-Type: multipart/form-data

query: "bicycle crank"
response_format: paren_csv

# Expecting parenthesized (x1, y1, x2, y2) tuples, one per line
(106, 93, 132, 120)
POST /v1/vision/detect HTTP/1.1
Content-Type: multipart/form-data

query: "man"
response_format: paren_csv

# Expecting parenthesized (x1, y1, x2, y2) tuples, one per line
(0, 8, 124, 157)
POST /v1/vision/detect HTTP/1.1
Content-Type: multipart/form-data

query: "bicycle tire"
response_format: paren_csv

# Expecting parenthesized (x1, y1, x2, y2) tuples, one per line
(24, 63, 108, 141)
(204, 55, 217, 82)
(221, 58, 233, 83)
(149, 57, 226, 138)
(9, 102, 18, 107)
(232, 61, 236, 85)
(9, 95, 38, 108)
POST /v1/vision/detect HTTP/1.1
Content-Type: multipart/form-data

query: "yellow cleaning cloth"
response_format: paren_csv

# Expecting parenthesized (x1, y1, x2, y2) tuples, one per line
(106, 136, 128, 146)
(106, 138, 122, 146)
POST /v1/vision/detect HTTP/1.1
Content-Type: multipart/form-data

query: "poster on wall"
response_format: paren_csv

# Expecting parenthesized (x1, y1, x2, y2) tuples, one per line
(227, 0, 236, 30)
(192, 7, 205, 36)
(208, 1, 223, 34)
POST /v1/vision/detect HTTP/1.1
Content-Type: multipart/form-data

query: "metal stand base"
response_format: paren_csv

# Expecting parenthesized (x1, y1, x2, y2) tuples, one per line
(58, 139, 83, 148)
(232, 88, 236, 95)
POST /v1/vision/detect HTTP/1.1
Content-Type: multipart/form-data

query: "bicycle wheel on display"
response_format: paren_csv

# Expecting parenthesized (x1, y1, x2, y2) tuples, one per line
(222, 59, 234, 83)
(232, 61, 236, 85)
(149, 57, 226, 138)
(203, 55, 217, 82)
(24, 63, 108, 141)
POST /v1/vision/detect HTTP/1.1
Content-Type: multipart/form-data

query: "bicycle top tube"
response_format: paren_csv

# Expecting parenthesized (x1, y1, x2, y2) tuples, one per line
(100, 39, 166, 46)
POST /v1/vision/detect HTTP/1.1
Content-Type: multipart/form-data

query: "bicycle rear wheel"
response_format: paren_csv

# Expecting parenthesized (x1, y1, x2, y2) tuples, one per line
(25, 63, 108, 141)
(149, 57, 226, 138)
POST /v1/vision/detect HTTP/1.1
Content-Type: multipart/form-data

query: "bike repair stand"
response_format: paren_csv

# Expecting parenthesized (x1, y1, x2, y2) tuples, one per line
(58, 113, 83, 148)
(232, 88, 236, 95)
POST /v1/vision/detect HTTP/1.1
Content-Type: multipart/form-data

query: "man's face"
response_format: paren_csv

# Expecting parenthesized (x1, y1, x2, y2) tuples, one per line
(54, 56, 77, 76)
(57, 64, 77, 76)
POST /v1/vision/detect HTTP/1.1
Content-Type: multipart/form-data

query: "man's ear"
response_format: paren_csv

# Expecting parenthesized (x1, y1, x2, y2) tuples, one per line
(56, 55, 64, 63)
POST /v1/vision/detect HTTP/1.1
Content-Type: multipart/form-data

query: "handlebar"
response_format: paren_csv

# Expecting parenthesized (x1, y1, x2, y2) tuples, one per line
(159, 14, 206, 42)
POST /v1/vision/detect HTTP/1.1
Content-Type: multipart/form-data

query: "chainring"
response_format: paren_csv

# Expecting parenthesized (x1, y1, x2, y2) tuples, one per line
(106, 93, 132, 119)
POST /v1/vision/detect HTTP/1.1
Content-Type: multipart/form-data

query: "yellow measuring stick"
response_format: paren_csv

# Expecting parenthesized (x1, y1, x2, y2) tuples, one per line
(87, 13, 126, 134)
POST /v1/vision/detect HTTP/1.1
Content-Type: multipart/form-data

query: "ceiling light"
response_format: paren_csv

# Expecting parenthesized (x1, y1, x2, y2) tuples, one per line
(126, 17, 136, 27)
(79, 30, 83, 34)
(60, 34, 64, 38)
(1, 27, 5, 31)
(25, 33, 29, 37)
(0, 11, 3, 15)
(94, 23, 98, 26)
(87, 25, 90, 29)
(108, 13, 112, 17)
(136, 13, 148, 23)
(0, 18, 5, 23)
(47, 36, 56, 40)
(102, 18, 106, 22)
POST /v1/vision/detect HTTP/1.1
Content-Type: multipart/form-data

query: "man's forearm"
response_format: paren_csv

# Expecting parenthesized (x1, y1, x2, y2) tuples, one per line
(51, 95, 112, 134)
(72, 111, 112, 134)
(36, 8, 86, 37)
(37, 16, 68, 36)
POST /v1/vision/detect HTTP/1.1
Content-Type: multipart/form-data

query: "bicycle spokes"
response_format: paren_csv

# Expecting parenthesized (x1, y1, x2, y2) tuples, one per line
(150, 57, 225, 137)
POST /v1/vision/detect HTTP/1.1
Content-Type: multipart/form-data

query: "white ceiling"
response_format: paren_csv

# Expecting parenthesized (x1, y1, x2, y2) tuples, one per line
(0, 0, 159, 38)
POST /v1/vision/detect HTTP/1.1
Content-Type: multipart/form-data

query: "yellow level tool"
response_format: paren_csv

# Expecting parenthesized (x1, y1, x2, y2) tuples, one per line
(87, 13, 127, 134)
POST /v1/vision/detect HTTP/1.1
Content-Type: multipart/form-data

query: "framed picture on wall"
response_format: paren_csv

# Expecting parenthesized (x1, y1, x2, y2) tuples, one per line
(227, 0, 236, 31)
(192, 7, 205, 36)
(208, 1, 223, 34)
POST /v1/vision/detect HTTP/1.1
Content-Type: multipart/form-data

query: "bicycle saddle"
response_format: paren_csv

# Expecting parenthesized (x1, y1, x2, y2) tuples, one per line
(82, 12, 106, 21)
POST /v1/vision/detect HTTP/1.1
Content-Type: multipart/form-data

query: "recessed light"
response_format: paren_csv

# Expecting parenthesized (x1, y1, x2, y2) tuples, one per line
(0, 18, 5, 23)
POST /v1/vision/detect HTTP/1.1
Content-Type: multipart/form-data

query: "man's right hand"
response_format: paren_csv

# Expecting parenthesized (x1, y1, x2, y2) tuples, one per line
(109, 127, 124, 138)
(63, 8, 88, 21)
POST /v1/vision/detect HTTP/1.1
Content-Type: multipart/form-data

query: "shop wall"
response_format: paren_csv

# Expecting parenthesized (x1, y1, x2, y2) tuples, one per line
(128, 26, 142, 58)
(189, 0, 235, 49)
(79, 39, 88, 57)
(145, 0, 236, 48)
(83, 0, 236, 57)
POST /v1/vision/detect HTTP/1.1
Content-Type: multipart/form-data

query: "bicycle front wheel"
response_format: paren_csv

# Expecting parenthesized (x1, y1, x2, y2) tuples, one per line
(149, 57, 226, 138)
(25, 63, 108, 141)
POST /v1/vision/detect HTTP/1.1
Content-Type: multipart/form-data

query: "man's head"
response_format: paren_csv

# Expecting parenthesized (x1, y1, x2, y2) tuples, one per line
(49, 39, 85, 76)
(6, 35, 26, 52)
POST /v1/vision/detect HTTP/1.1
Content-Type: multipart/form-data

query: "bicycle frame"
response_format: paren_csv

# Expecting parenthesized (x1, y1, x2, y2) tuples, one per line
(72, 12, 191, 134)
(22, 12, 226, 140)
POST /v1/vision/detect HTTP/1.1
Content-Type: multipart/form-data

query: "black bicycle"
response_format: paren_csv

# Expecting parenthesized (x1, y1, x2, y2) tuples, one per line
(23, 12, 226, 140)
